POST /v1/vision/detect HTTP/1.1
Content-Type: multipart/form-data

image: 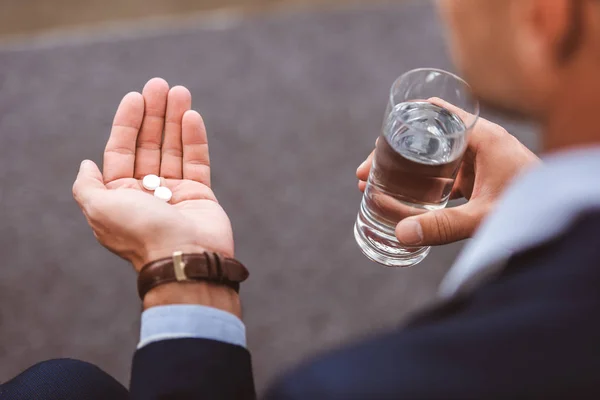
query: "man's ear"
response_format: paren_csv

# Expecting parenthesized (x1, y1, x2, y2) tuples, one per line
(505, 0, 568, 115)
(518, 0, 582, 63)
(556, 0, 585, 62)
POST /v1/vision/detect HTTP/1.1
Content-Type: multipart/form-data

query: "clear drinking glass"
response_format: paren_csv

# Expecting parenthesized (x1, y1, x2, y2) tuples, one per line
(354, 68, 480, 267)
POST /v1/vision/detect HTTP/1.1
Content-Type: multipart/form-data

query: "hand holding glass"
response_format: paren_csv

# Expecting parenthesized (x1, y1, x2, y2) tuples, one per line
(354, 68, 480, 267)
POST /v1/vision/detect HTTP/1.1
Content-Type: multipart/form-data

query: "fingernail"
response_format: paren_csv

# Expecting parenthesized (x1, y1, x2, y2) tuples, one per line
(396, 219, 423, 245)
(80, 160, 91, 168)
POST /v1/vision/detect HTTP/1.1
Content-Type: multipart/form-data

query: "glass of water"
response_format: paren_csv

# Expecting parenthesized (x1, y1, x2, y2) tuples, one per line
(354, 68, 480, 267)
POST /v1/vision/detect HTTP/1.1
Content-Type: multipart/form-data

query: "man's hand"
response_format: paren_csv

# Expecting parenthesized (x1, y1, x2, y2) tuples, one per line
(73, 78, 238, 312)
(357, 99, 540, 246)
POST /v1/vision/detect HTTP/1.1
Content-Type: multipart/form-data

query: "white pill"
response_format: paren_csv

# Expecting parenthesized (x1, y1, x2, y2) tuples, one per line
(142, 174, 161, 191)
(154, 186, 173, 202)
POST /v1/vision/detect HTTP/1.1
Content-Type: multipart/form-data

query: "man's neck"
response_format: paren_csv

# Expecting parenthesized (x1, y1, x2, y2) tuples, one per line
(543, 67, 600, 153)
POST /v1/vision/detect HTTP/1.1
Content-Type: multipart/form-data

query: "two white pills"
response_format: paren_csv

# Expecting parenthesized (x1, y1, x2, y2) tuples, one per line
(142, 174, 172, 202)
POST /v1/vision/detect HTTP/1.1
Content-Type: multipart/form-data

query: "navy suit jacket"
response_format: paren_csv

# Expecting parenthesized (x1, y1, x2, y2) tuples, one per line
(130, 212, 600, 399)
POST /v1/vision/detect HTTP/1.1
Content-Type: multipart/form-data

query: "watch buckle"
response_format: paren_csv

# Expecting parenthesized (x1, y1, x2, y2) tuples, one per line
(172, 251, 187, 281)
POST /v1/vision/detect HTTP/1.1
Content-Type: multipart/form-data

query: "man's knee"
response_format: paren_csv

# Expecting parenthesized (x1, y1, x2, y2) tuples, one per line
(0, 358, 128, 400)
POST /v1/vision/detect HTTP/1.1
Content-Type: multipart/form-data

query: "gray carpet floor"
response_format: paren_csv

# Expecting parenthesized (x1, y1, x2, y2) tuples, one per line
(0, 0, 537, 392)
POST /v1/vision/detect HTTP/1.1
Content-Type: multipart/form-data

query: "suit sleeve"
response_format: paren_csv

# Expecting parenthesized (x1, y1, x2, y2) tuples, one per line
(130, 338, 256, 400)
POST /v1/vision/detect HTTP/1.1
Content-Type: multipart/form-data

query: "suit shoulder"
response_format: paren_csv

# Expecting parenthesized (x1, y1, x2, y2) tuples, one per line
(265, 211, 600, 400)
(504, 208, 600, 279)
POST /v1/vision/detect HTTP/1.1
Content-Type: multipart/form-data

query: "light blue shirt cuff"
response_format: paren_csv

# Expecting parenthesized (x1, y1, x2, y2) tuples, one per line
(138, 304, 246, 349)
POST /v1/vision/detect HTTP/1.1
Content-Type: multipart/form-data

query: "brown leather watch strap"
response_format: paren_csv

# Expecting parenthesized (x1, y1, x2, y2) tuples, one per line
(137, 251, 249, 300)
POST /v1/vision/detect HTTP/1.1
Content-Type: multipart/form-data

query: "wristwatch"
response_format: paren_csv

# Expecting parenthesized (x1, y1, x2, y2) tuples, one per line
(137, 251, 250, 300)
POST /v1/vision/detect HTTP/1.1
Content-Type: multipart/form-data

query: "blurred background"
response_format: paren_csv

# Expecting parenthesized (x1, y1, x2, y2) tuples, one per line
(0, 0, 537, 394)
(2, 0, 366, 36)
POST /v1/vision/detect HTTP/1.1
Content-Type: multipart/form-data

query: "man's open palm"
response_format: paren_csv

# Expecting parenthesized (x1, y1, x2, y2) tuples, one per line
(73, 78, 234, 271)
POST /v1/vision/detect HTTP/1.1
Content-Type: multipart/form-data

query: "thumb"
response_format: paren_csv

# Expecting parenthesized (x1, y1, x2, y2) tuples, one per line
(395, 202, 484, 246)
(73, 160, 106, 205)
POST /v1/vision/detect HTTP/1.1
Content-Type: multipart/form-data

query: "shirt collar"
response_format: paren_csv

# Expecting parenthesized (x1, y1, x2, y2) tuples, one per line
(439, 146, 600, 298)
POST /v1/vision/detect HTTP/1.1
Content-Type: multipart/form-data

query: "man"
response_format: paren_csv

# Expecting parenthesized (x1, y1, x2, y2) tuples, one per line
(2, 0, 600, 398)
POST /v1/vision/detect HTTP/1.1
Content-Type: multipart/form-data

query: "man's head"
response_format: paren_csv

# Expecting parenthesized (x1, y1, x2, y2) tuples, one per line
(438, 0, 600, 122)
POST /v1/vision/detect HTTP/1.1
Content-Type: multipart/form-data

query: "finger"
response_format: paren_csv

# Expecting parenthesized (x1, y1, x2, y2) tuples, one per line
(73, 160, 106, 208)
(428, 97, 478, 128)
(358, 180, 367, 192)
(395, 201, 485, 246)
(449, 189, 464, 200)
(182, 110, 211, 186)
(161, 86, 192, 179)
(428, 97, 471, 120)
(370, 192, 428, 223)
(134, 78, 169, 179)
(357, 150, 375, 181)
(449, 176, 464, 200)
(104, 92, 145, 182)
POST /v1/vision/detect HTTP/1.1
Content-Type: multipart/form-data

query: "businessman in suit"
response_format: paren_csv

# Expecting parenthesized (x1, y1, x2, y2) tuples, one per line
(3, 0, 600, 398)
